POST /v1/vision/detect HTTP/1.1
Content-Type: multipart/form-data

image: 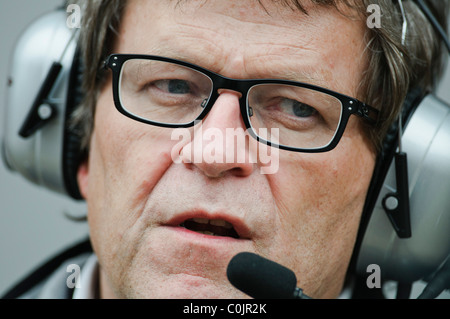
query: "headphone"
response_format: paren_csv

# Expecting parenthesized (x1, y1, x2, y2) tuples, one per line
(2, 8, 83, 200)
(2, 3, 450, 298)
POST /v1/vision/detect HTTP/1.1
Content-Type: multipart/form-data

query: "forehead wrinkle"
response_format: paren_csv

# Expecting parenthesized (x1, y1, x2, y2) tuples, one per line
(123, 0, 363, 95)
(143, 19, 322, 81)
(163, 1, 343, 83)
(171, 0, 316, 15)
(171, 0, 317, 28)
(139, 36, 330, 91)
(142, 29, 228, 72)
(141, 41, 329, 87)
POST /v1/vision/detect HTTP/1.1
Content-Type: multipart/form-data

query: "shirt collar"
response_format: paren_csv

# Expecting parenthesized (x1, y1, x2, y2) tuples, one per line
(72, 253, 99, 299)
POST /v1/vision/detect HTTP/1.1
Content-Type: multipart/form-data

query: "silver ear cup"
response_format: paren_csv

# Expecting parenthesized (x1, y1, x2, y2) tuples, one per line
(2, 10, 78, 197)
(357, 95, 450, 283)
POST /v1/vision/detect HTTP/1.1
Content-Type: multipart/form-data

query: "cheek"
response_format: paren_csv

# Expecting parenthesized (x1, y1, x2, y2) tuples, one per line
(89, 88, 177, 204)
(85, 90, 178, 266)
(266, 125, 375, 295)
(271, 151, 371, 221)
(271, 119, 376, 223)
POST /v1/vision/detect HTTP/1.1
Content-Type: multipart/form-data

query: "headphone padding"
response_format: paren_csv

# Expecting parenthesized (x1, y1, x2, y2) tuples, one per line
(62, 49, 85, 200)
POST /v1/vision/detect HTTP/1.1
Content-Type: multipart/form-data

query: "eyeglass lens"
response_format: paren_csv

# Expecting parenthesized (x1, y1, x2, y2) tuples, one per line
(119, 59, 344, 150)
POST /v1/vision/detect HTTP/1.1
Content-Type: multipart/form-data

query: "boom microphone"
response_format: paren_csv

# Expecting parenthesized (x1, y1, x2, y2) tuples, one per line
(227, 252, 312, 299)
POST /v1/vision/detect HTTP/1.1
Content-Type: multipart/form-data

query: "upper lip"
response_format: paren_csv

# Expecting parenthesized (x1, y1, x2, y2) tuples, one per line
(165, 210, 252, 240)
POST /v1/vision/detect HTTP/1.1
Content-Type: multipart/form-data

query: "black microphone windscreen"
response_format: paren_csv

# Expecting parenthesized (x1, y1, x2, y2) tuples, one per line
(227, 252, 297, 299)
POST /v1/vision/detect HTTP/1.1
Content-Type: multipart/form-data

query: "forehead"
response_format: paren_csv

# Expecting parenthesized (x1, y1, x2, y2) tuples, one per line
(114, 0, 366, 94)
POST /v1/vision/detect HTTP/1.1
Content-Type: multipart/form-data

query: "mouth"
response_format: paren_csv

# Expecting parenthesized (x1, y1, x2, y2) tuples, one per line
(180, 218, 240, 239)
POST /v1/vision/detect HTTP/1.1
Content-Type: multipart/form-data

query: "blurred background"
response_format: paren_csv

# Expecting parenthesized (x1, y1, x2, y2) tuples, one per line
(1, 0, 450, 297)
(0, 0, 88, 296)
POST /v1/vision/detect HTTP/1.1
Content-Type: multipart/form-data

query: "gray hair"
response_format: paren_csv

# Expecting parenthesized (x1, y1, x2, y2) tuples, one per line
(70, 0, 449, 155)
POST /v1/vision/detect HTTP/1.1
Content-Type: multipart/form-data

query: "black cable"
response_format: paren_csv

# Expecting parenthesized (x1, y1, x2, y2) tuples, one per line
(396, 282, 412, 299)
(414, 0, 450, 54)
(418, 254, 450, 299)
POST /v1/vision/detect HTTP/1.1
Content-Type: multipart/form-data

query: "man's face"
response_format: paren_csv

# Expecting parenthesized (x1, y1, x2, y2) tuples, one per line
(77, 0, 376, 298)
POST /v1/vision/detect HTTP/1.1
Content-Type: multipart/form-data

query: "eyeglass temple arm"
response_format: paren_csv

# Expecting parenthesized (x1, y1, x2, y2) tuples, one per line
(355, 102, 379, 125)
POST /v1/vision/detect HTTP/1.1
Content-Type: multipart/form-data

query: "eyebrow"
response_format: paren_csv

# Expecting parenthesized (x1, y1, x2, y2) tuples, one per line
(141, 46, 330, 89)
(274, 68, 329, 87)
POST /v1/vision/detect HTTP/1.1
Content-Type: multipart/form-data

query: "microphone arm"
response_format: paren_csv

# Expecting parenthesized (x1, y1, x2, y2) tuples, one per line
(294, 287, 313, 299)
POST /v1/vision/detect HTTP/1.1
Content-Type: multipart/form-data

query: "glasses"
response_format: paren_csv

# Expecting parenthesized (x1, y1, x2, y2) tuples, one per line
(104, 54, 379, 153)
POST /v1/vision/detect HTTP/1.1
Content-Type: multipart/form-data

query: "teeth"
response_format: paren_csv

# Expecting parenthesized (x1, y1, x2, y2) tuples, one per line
(192, 218, 209, 224)
(210, 219, 233, 229)
(197, 231, 215, 236)
(188, 218, 233, 229)
(180, 218, 237, 238)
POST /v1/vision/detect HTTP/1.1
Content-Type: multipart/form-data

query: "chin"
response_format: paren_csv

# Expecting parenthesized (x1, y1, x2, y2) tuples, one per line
(114, 274, 248, 299)
(157, 280, 248, 299)
(160, 288, 246, 299)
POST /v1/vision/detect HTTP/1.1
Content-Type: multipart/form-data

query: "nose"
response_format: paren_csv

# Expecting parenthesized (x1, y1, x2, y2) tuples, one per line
(178, 91, 256, 178)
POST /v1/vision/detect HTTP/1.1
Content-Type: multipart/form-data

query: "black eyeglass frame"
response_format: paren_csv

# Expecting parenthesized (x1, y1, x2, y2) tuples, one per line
(104, 54, 379, 153)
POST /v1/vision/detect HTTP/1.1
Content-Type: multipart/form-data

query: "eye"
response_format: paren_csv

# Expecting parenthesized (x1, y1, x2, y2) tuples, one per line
(154, 79, 192, 94)
(280, 99, 318, 118)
